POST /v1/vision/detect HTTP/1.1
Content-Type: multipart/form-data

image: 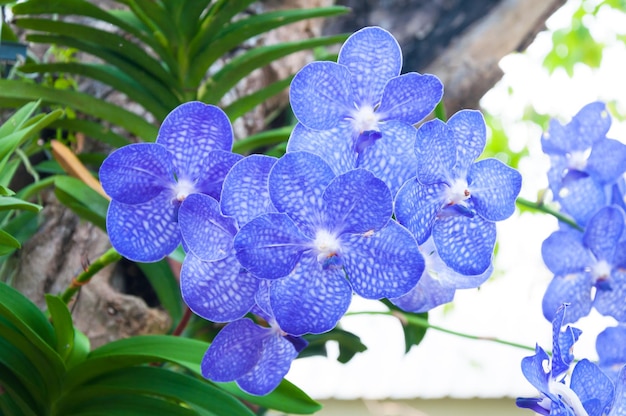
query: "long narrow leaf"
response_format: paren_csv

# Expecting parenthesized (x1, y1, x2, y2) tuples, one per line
(0, 361, 40, 416)
(0, 229, 20, 251)
(49, 119, 130, 148)
(231, 126, 292, 155)
(200, 34, 348, 104)
(61, 393, 199, 415)
(0, 100, 39, 138)
(0, 80, 159, 140)
(223, 75, 292, 122)
(0, 196, 41, 212)
(54, 176, 109, 230)
(45, 295, 76, 362)
(191, 6, 348, 85)
(137, 260, 184, 327)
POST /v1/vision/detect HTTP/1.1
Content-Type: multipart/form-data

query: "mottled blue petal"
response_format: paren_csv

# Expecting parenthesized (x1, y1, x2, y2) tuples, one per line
(338, 26, 402, 106)
(179, 193, 237, 261)
(542, 274, 593, 324)
(390, 270, 455, 313)
(234, 213, 310, 280)
(194, 150, 243, 200)
(414, 118, 456, 185)
(323, 169, 392, 234)
(157, 102, 233, 179)
(583, 206, 624, 262)
(394, 179, 446, 244)
(587, 138, 626, 184)
(201, 319, 266, 382)
(469, 158, 521, 221)
(342, 220, 422, 299)
(270, 255, 351, 335)
(570, 359, 614, 416)
(433, 213, 496, 275)
(359, 120, 418, 196)
(594, 271, 626, 321)
(377, 72, 443, 124)
(449, 110, 487, 178)
(521, 346, 551, 396)
(100, 143, 174, 204)
(221, 154, 277, 227)
(236, 334, 298, 396)
(106, 194, 179, 262)
(541, 230, 590, 275)
(542, 102, 610, 154)
(287, 122, 356, 176)
(289, 61, 353, 130)
(552, 304, 581, 377)
(596, 325, 626, 381)
(608, 366, 626, 416)
(269, 151, 335, 235)
(181, 252, 258, 322)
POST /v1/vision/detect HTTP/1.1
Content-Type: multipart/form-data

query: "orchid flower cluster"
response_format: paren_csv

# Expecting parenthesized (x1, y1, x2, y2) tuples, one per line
(99, 27, 522, 395)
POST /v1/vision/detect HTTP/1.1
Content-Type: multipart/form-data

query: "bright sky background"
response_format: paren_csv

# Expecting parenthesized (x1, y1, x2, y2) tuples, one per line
(286, 0, 626, 400)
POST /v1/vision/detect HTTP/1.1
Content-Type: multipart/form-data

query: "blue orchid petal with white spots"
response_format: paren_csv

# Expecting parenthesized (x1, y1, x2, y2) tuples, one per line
(390, 271, 455, 313)
(551, 304, 581, 378)
(469, 158, 522, 221)
(156, 102, 233, 180)
(414, 118, 456, 185)
(394, 179, 446, 244)
(322, 169, 392, 235)
(377, 72, 443, 125)
(520, 346, 552, 399)
(106, 193, 180, 262)
(179, 193, 237, 262)
(582, 206, 624, 262)
(432, 212, 496, 275)
(594, 271, 626, 322)
(570, 359, 615, 415)
(448, 110, 487, 179)
(597, 325, 626, 381)
(587, 138, 626, 184)
(342, 220, 422, 299)
(608, 367, 626, 416)
(541, 230, 590, 275)
(289, 61, 354, 130)
(337, 26, 402, 106)
(193, 150, 243, 201)
(234, 213, 311, 280)
(201, 318, 266, 382)
(180, 251, 258, 322)
(99, 143, 174, 205)
(270, 255, 352, 336)
(542, 274, 593, 324)
(557, 176, 607, 227)
(221, 154, 278, 227)
(269, 152, 336, 236)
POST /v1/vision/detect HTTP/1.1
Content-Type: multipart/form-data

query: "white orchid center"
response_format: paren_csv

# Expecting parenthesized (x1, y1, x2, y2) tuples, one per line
(445, 178, 471, 205)
(351, 105, 380, 134)
(313, 229, 341, 264)
(548, 379, 589, 416)
(172, 178, 197, 202)
(591, 259, 612, 281)
(567, 149, 590, 171)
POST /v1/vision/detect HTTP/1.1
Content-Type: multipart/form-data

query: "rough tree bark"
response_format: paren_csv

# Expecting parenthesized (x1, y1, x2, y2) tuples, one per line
(6, 0, 565, 347)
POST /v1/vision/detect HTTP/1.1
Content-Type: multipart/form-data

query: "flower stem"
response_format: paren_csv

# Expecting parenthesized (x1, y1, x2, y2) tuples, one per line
(60, 247, 121, 304)
(515, 197, 583, 231)
(346, 310, 536, 352)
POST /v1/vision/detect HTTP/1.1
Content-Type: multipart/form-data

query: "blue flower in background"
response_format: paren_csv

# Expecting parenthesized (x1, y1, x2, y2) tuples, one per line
(517, 304, 615, 416)
(597, 325, 626, 382)
(178, 155, 277, 323)
(100, 102, 241, 262)
(394, 110, 521, 275)
(287, 26, 443, 196)
(542, 101, 626, 226)
(390, 238, 493, 313)
(234, 151, 423, 335)
(541, 205, 626, 324)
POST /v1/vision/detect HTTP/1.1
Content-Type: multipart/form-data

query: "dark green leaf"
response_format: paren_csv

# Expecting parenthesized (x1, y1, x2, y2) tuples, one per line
(0, 229, 21, 251)
(0, 100, 39, 138)
(0, 185, 16, 196)
(45, 294, 75, 362)
(0, 196, 41, 212)
(0, 361, 40, 416)
(61, 393, 199, 416)
(201, 34, 348, 104)
(54, 176, 109, 230)
(302, 327, 367, 364)
(137, 260, 184, 327)
(382, 300, 429, 353)
(232, 126, 292, 155)
(223, 76, 293, 122)
(49, 118, 130, 148)
(0, 80, 158, 141)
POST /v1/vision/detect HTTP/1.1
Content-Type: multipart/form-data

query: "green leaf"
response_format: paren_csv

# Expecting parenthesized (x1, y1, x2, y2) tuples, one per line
(64, 335, 209, 391)
(45, 294, 76, 362)
(0, 361, 40, 416)
(301, 327, 367, 364)
(49, 118, 130, 148)
(59, 393, 200, 415)
(0, 196, 41, 212)
(0, 229, 21, 251)
(223, 76, 293, 122)
(232, 126, 292, 155)
(0, 211, 39, 260)
(58, 366, 255, 416)
(201, 34, 348, 104)
(218, 379, 322, 415)
(54, 176, 109, 230)
(137, 260, 184, 327)
(190, 6, 348, 85)
(0, 80, 158, 141)
(0, 100, 39, 138)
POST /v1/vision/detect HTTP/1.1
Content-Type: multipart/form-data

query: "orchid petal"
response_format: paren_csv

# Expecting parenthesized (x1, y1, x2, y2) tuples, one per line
(414, 118, 456, 185)
(542, 273, 593, 324)
(390, 271, 455, 313)
(587, 138, 626, 184)
(541, 230, 590, 275)
(194, 150, 243, 200)
(377, 72, 443, 124)
(570, 359, 614, 414)
(448, 110, 487, 178)
(583, 206, 624, 262)
(394, 179, 446, 244)
(469, 158, 522, 221)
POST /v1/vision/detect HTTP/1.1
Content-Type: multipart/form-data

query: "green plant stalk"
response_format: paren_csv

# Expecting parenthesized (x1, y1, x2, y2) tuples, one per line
(515, 197, 583, 231)
(60, 247, 121, 304)
(346, 310, 536, 353)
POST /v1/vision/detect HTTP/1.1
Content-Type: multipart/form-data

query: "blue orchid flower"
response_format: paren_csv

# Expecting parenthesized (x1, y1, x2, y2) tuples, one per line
(99, 102, 241, 262)
(287, 26, 443, 196)
(596, 325, 626, 383)
(394, 110, 521, 275)
(542, 102, 626, 226)
(233, 151, 423, 335)
(178, 155, 277, 323)
(541, 205, 626, 324)
(517, 304, 615, 416)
